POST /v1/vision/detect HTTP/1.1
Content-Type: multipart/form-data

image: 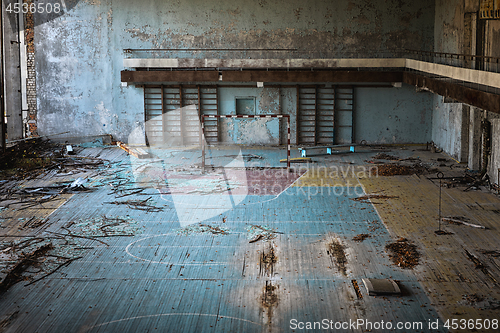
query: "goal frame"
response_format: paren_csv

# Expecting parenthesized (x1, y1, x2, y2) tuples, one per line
(201, 114, 291, 172)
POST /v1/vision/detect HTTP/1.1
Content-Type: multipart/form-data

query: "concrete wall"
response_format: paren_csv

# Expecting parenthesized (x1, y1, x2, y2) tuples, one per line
(33, 0, 435, 142)
(434, 0, 464, 54)
(432, 97, 469, 161)
(432, 0, 465, 161)
(490, 119, 500, 185)
(218, 87, 281, 145)
(2, 5, 23, 141)
(432, 0, 500, 187)
(355, 85, 433, 144)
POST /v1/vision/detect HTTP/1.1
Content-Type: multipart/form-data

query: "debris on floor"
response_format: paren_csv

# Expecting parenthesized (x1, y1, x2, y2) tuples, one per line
(372, 153, 400, 160)
(351, 194, 399, 203)
(352, 234, 371, 242)
(0, 212, 145, 292)
(480, 250, 500, 257)
(463, 248, 497, 284)
(351, 279, 363, 299)
(247, 225, 282, 243)
(327, 240, 348, 275)
(177, 223, 228, 236)
(460, 294, 500, 310)
(261, 280, 279, 308)
(442, 216, 486, 229)
(385, 237, 420, 269)
(116, 141, 152, 159)
(260, 245, 277, 276)
(104, 197, 163, 212)
(218, 153, 263, 161)
(370, 161, 432, 176)
(66, 215, 141, 238)
(0, 138, 59, 179)
(0, 237, 86, 292)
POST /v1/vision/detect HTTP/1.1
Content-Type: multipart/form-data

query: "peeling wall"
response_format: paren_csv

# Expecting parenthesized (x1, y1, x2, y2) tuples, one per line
(434, 0, 464, 54)
(433, 0, 500, 184)
(431, 96, 468, 161)
(34, 0, 435, 141)
(219, 87, 281, 145)
(355, 85, 433, 144)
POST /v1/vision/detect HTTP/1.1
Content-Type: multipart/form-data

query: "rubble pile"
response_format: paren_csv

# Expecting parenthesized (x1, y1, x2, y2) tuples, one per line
(371, 163, 429, 176)
(385, 237, 420, 269)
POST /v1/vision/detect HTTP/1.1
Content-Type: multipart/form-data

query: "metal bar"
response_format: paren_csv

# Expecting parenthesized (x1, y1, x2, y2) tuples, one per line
(351, 86, 355, 143)
(201, 115, 205, 173)
(124, 48, 298, 52)
(215, 86, 219, 143)
(160, 84, 165, 143)
(314, 85, 318, 146)
(197, 85, 201, 146)
(1, 6, 5, 153)
(287, 115, 290, 171)
(143, 87, 149, 146)
(179, 85, 183, 145)
(296, 85, 300, 145)
(332, 86, 336, 144)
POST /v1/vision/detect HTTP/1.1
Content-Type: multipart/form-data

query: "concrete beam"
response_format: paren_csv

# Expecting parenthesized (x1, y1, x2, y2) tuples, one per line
(406, 59, 500, 90)
(121, 70, 403, 83)
(220, 70, 403, 83)
(123, 58, 407, 69)
(403, 72, 500, 114)
(121, 70, 219, 83)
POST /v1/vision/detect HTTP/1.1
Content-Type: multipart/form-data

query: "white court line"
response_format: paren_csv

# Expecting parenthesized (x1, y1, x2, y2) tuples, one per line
(125, 233, 229, 265)
(159, 169, 308, 208)
(90, 313, 262, 330)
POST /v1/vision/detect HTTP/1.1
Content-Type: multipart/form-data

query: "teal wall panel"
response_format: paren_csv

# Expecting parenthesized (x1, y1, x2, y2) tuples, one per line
(355, 84, 433, 144)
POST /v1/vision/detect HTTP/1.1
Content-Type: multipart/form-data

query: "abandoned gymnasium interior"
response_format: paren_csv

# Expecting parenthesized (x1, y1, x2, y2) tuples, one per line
(1, 0, 500, 332)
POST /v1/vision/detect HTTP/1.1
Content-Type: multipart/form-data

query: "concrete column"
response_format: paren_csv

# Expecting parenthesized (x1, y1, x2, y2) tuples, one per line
(468, 107, 482, 171)
(460, 105, 470, 163)
(489, 119, 500, 185)
(2, 4, 23, 141)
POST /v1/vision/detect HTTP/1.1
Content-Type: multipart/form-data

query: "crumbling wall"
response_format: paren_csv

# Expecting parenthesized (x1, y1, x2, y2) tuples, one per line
(431, 97, 468, 161)
(219, 87, 281, 145)
(25, 0, 37, 136)
(432, 0, 500, 185)
(490, 119, 500, 185)
(34, 0, 435, 142)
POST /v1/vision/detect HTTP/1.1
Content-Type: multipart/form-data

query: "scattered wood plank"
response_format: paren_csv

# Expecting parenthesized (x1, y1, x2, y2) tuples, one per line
(116, 142, 151, 159)
(25, 256, 83, 286)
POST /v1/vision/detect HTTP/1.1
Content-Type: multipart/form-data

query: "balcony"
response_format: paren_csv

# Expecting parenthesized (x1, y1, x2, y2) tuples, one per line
(121, 49, 500, 113)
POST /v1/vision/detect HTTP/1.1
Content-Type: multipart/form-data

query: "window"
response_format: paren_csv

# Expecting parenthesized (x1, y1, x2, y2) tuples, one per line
(236, 97, 256, 115)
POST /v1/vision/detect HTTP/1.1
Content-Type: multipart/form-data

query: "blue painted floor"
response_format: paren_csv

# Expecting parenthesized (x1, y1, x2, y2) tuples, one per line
(0, 146, 446, 332)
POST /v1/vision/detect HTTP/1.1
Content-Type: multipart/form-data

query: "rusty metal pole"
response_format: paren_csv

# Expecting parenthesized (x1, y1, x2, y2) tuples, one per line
(437, 172, 444, 232)
(287, 115, 290, 171)
(1, 2, 6, 153)
(201, 115, 205, 173)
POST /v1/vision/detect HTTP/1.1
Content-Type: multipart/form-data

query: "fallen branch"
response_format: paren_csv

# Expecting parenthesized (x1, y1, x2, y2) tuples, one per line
(45, 230, 110, 246)
(25, 256, 83, 286)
